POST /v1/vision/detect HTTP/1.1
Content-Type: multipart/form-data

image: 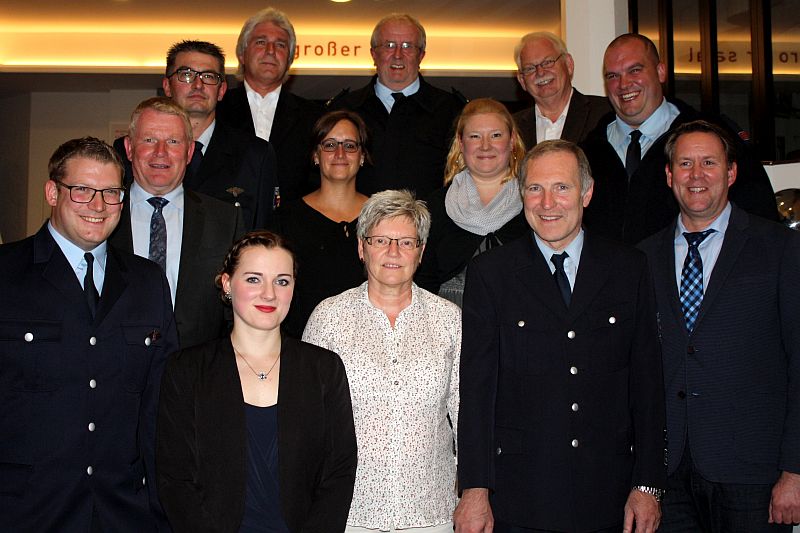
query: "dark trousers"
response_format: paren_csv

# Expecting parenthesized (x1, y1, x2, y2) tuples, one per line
(494, 519, 620, 533)
(660, 446, 791, 533)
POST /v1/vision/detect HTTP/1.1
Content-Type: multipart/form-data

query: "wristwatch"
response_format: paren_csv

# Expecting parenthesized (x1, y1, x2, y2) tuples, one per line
(633, 485, 664, 502)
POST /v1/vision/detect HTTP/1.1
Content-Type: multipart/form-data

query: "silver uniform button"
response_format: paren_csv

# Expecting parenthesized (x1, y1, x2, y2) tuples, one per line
(570, 366, 578, 375)
(24, 332, 34, 342)
(88, 422, 96, 432)
(496, 447, 502, 455)
(567, 330, 576, 339)
(608, 316, 617, 324)
(87, 466, 93, 475)
(144, 337, 151, 347)
(142, 477, 147, 486)
(89, 379, 97, 389)
(571, 439, 579, 448)
(517, 320, 525, 327)
(571, 403, 579, 412)
(234, 201, 241, 207)
(89, 336, 97, 346)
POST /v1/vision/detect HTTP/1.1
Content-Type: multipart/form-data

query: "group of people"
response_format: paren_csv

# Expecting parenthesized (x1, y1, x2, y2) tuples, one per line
(0, 5, 798, 533)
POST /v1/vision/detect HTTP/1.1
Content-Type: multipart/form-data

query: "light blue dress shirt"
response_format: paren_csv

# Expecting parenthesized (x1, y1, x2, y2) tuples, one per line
(607, 97, 680, 165)
(47, 221, 107, 294)
(375, 77, 421, 113)
(673, 202, 731, 294)
(534, 228, 585, 291)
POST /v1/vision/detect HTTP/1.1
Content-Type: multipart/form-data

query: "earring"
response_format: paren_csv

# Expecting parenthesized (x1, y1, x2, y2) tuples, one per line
(224, 291, 232, 301)
(360, 158, 364, 167)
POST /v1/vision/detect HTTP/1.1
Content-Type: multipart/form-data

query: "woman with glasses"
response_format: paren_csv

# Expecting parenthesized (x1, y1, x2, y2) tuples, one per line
(275, 110, 368, 337)
(416, 98, 528, 307)
(156, 230, 357, 532)
(303, 190, 461, 533)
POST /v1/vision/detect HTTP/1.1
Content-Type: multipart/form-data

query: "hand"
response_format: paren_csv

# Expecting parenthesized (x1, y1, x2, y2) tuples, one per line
(623, 489, 661, 533)
(769, 471, 800, 525)
(454, 488, 493, 533)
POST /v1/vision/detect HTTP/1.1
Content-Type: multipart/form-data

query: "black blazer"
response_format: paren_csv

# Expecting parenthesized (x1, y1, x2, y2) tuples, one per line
(513, 88, 610, 149)
(110, 188, 243, 349)
(0, 225, 178, 532)
(156, 336, 357, 533)
(580, 99, 778, 244)
(458, 232, 666, 531)
(217, 85, 322, 203)
(639, 205, 800, 484)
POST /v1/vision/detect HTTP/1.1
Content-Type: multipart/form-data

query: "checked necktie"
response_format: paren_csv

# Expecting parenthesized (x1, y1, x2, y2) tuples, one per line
(147, 196, 169, 272)
(550, 252, 571, 307)
(679, 229, 715, 332)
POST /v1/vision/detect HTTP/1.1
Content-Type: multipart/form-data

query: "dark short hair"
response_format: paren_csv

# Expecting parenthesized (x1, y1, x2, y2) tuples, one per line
(215, 230, 298, 303)
(48, 137, 124, 185)
(311, 110, 371, 164)
(165, 40, 226, 76)
(664, 119, 737, 166)
(516, 139, 593, 197)
(606, 33, 661, 64)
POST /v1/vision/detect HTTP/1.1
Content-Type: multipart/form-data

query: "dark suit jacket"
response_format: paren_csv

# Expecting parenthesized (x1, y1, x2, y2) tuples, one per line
(580, 99, 779, 244)
(513, 88, 610, 149)
(458, 232, 666, 531)
(114, 123, 277, 231)
(110, 188, 243, 349)
(328, 75, 465, 198)
(217, 85, 322, 203)
(638, 205, 800, 483)
(0, 225, 178, 532)
(156, 336, 357, 533)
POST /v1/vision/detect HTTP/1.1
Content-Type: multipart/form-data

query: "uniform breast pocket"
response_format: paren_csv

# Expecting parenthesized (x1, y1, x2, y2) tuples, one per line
(121, 324, 162, 393)
(587, 306, 631, 374)
(0, 319, 63, 391)
(501, 319, 554, 375)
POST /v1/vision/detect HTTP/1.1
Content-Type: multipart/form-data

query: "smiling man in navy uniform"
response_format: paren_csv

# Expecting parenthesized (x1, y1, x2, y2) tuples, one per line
(0, 137, 178, 531)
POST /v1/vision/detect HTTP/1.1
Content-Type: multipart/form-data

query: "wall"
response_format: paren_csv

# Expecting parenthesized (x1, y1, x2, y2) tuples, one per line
(0, 93, 32, 243)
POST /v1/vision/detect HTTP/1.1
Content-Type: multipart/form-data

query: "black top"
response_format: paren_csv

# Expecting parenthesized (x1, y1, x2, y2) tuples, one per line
(416, 185, 529, 303)
(276, 199, 365, 337)
(240, 404, 289, 533)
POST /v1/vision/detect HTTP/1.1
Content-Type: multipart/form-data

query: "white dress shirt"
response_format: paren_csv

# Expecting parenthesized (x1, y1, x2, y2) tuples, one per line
(129, 181, 184, 307)
(535, 88, 572, 143)
(195, 120, 214, 155)
(245, 81, 281, 141)
(673, 202, 731, 293)
(607, 97, 680, 164)
(303, 282, 461, 530)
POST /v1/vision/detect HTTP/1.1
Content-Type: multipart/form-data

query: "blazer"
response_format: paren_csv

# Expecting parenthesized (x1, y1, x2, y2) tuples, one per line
(109, 188, 243, 349)
(638, 205, 800, 483)
(0, 225, 178, 532)
(113, 123, 277, 231)
(580, 99, 779, 244)
(156, 336, 357, 533)
(328, 75, 465, 198)
(217, 85, 322, 203)
(512, 88, 610, 149)
(458, 232, 666, 532)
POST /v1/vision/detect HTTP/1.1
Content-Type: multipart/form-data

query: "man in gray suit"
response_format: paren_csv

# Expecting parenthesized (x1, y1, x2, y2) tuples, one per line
(639, 120, 800, 531)
(110, 97, 242, 349)
(513, 32, 609, 149)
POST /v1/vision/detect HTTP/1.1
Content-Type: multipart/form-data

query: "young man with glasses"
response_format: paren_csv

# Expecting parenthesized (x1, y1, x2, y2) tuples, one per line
(0, 137, 178, 531)
(329, 13, 465, 198)
(512, 32, 610, 149)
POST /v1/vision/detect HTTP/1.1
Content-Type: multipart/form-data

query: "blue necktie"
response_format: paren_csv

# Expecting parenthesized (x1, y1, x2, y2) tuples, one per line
(679, 229, 715, 332)
(551, 252, 571, 307)
(147, 197, 169, 271)
(84, 252, 99, 318)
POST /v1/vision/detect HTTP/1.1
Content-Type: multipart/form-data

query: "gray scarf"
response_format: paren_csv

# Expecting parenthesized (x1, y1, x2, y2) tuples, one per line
(444, 169, 522, 235)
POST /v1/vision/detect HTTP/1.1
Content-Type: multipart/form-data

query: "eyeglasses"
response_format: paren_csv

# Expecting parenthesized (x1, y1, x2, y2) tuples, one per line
(168, 67, 223, 86)
(320, 139, 361, 153)
(364, 236, 422, 250)
(55, 180, 126, 205)
(376, 41, 421, 54)
(519, 54, 564, 76)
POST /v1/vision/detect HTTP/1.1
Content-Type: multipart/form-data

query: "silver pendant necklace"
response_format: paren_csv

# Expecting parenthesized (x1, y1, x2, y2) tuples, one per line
(234, 348, 280, 381)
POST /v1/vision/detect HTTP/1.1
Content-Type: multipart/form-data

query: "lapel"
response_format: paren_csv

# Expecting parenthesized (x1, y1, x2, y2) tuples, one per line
(652, 220, 687, 332)
(192, 125, 230, 190)
(110, 195, 135, 253)
(568, 231, 613, 319)
(34, 225, 86, 304)
(513, 234, 570, 320)
(561, 89, 589, 144)
(271, 89, 298, 148)
(176, 190, 205, 301)
(693, 205, 749, 330)
(94, 245, 129, 325)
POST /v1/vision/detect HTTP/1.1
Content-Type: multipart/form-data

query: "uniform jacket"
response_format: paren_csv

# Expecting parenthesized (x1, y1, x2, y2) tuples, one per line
(110, 188, 243, 349)
(156, 336, 357, 533)
(512, 88, 610, 149)
(328, 74, 465, 198)
(0, 225, 178, 532)
(580, 99, 779, 245)
(217, 85, 322, 203)
(458, 232, 666, 531)
(638, 205, 800, 483)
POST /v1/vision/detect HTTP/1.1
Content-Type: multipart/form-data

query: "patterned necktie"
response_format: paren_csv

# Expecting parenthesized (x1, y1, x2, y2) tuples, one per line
(551, 252, 571, 307)
(84, 252, 99, 318)
(625, 129, 643, 179)
(679, 229, 715, 332)
(147, 197, 169, 271)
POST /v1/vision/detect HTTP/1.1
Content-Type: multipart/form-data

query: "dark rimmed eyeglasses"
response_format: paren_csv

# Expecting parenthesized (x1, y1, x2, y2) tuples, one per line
(320, 139, 361, 153)
(519, 54, 564, 76)
(55, 180, 126, 205)
(168, 67, 223, 86)
(364, 236, 422, 250)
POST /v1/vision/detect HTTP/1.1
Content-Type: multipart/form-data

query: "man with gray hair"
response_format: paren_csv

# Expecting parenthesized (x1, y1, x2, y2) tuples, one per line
(456, 140, 666, 532)
(329, 13, 464, 198)
(513, 32, 609, 149)
(218, 7, 321, 202)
